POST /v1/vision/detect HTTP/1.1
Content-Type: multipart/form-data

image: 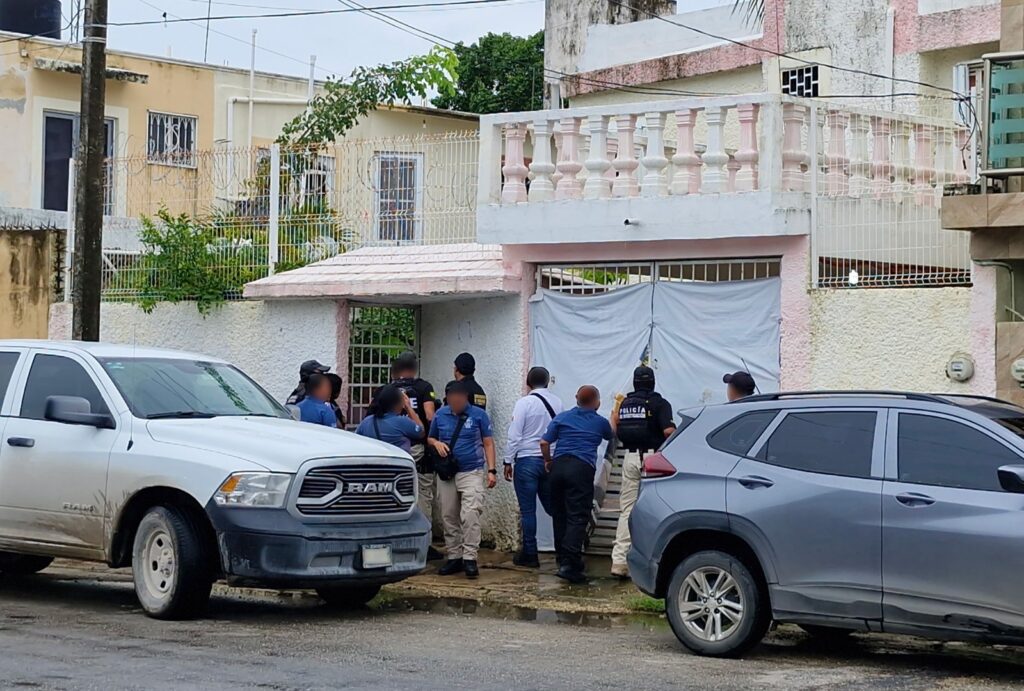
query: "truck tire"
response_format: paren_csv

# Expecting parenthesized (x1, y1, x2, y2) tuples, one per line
(132, 506, 213, 620)
(665, 550, 769, 658)
(0, 552, 54, 575)
(316, 584, 382, 609)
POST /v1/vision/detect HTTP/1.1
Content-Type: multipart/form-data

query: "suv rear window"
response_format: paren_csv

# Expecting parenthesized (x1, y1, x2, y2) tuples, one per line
(661, 414, 698, 448)
(757, 411, 875, 478)
(707, 410, 777, 456)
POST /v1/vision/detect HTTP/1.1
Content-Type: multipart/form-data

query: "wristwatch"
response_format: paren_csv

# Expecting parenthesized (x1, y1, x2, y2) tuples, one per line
(487, 468, 498, 475)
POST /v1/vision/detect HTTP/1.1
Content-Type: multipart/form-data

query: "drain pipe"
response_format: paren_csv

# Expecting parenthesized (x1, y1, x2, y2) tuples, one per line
(976, 260, 1016, 322)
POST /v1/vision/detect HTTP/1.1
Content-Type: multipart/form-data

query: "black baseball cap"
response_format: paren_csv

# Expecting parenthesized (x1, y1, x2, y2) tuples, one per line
(454, 352, 476, 376)
(723, 371, 756, 395)
(300, 359, 330, 377)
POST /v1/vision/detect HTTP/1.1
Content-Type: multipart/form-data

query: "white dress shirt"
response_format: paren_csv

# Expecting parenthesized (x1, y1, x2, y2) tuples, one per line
(505, 387, 565, 464)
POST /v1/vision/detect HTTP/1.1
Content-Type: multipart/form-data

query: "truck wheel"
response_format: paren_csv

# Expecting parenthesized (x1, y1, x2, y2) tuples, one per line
(0, 552, 54, 575)
(666, 550, 769, 658)
(316, 585, 382, 609)
(132, 506, 213, 620)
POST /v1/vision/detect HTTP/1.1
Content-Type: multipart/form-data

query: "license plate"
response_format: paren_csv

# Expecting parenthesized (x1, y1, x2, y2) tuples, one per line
(361, 544, 392, 569)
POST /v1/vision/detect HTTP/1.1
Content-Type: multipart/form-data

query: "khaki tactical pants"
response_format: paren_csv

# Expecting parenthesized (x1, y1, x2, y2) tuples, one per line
(411, 444, 435, 521)
(437, 468, 485, 561)
(612, 451, 643, 566)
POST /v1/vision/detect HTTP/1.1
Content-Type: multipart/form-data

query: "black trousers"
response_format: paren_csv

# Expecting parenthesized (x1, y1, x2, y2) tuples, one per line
(549, 455, 596, 572)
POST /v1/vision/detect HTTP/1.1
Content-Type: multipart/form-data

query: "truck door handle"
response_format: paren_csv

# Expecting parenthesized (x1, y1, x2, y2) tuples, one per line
(895, 492, 935, 507)
(737, 475, 774, 489)
(6, 437, 35, 448)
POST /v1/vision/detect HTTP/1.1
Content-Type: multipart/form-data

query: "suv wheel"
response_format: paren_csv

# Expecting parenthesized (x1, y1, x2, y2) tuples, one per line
(316, 585, 382, 609)
(666, 550, 769, 657)
(0, 552, 54, 575)
(132, 506, 213, 620)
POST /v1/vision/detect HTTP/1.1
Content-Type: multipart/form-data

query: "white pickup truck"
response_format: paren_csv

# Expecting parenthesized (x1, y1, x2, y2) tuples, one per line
(0, 341, 429, 618)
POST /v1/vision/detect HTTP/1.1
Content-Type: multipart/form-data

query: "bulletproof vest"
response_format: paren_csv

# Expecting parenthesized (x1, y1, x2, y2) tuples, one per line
(394, 377, 425, 418)
(617, 390, 662, 451)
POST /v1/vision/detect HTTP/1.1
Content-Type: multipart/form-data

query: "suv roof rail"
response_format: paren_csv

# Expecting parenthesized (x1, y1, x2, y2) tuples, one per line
(738, 390, 950, 404)
(930, 393, 1020, 407)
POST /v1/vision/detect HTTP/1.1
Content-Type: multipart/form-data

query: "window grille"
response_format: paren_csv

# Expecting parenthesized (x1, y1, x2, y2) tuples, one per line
(781, 65, 819, 98)
(147, 111, 198, 168)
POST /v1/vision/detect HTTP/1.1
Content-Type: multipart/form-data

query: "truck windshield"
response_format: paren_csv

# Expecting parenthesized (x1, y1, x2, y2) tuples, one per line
(99, 357, 290, 420)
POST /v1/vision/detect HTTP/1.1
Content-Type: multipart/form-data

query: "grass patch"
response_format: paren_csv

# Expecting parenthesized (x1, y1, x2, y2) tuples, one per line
(625, 595, 666, 614)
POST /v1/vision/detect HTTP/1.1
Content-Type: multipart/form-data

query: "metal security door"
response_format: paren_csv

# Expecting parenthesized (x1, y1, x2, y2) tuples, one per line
(347, 305, 419, 427)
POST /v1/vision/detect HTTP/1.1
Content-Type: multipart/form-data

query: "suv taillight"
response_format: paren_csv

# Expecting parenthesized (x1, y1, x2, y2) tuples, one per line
(641, 452, 677, 479)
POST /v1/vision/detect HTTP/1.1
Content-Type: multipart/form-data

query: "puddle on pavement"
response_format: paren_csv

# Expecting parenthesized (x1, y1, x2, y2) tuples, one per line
(376, 595, 669, 633)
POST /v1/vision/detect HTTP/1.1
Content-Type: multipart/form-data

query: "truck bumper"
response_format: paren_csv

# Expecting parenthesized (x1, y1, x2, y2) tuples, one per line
(205, 501, 431, 589)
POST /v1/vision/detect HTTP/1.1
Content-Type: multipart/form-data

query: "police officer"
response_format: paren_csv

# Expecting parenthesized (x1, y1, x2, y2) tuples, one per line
(609, 366, 675, 579)
(389, 352, 443, 561)
(446, 352, 487, 410)
(724, 370, 757, 401)
(286, 360, 331, 406)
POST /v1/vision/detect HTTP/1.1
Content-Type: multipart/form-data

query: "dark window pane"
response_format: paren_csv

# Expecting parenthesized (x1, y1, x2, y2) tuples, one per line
(0, 351, 21, 401)
(898, 414, 1020, 491)
(759, 411, 875, 478)
(707, 410, 778, 456)
(43, 116, 74, 211)
(20, 354, 110, 420)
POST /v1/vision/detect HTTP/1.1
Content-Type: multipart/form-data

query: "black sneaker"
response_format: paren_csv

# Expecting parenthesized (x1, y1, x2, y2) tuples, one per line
(556, 566, 587, 585)
(437, 559, 464, 576)
(426, 546, 445, 562)
(513, 552, 540, 568)
(464, 560, 480, 579)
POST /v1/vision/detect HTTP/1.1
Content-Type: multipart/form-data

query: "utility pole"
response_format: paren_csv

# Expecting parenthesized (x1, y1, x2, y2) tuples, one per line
(72, 0, 108, 341)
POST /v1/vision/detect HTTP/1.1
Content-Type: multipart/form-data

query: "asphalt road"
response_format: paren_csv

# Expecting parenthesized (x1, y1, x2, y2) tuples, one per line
(2, 572, 1024, 690)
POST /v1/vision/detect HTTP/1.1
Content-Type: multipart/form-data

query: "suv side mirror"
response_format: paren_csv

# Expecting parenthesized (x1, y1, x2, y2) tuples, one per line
(44, 395, 115, 429)
(997, 465, 1024, 493)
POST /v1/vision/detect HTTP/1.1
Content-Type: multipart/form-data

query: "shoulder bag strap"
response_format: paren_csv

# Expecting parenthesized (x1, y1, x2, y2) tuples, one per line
(530, 392, 557, 419)
(372, 415, 382, 440)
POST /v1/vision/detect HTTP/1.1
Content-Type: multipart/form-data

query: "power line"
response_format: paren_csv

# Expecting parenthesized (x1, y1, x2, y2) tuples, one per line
(175, 0, 542, 13)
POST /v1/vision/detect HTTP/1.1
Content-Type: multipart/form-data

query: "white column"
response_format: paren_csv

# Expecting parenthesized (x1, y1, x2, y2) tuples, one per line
(640, 111, 669, 197)
(528, 119, 556, 203)
(701, 105, 729, 193)
(848, 113, 871, 197)
(583, 115, 612, 200)
(555, 117, 583, 200)
(825, 110, 850, 195)
(500, 123, 528, 204)
(611, 115, 640, 198)
(269, 143, 281, 275)
(671, 109, 702, 195)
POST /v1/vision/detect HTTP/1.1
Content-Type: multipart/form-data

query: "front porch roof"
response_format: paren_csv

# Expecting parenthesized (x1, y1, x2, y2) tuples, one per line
(243, 243, 523, 302)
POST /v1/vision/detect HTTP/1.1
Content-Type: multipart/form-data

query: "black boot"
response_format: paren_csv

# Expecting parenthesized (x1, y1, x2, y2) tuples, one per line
(437, 558, 464, 576)
(556, 565, 587, 585)
(464, 560, 480, 579)
(426, 546, 445, 562)
(513, 551, 540, 568)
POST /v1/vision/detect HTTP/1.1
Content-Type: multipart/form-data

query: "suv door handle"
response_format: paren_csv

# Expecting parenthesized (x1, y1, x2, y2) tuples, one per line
(6, 437, 35, 448)
(895, 492, 935, 507)
(737, 475, 774, 489)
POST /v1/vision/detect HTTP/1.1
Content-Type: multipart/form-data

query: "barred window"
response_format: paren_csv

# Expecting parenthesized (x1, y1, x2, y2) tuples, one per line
(147, 111, 198, 168)
(781, 65, 819, 98)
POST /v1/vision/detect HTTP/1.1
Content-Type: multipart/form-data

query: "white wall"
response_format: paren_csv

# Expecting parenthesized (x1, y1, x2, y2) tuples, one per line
(420, 295, 526, 550)
(49, 300, 340, 401)
(808, 287, 976, 392)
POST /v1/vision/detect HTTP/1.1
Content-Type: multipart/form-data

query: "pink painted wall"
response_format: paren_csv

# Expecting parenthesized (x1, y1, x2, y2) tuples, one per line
(505, 234, 812, 389)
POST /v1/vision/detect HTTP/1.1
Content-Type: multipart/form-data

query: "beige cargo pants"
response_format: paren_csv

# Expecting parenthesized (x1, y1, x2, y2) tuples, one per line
(437, 468, 486, 561)
(612, 451, 643, 566)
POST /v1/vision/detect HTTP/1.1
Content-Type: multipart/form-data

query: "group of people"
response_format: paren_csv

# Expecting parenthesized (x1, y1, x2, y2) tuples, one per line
(285, 350, 758, 585)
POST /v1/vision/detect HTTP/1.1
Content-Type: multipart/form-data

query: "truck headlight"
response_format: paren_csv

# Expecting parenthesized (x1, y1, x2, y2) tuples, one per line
(214, 472, 292, 508)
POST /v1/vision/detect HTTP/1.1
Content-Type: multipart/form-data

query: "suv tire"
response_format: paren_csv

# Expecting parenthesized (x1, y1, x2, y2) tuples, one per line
(131, 506, 213, 620)
(666, 550, 769, 658)
(0, 552, 54, 575)
(316, 585, 382, 608)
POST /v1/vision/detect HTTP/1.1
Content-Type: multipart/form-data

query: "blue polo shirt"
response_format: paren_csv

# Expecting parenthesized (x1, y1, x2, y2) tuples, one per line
(297, 397, 336, 427)
(429, 404, 493, 472)
(356, 412, 423, 453)
(542, 406, 613, 467)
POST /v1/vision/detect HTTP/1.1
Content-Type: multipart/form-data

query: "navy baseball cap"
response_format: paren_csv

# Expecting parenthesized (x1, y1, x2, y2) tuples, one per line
(723, 371, 756, 395)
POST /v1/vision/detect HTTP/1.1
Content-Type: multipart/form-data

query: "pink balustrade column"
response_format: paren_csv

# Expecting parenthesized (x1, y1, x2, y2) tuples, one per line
(848, 113, 871, 197)
(913, 124, 935, 206)
(825, 110, 849, 195)
(892, 120, 913, 192)
(734, 102, 760, 192)
(933, 126, 957, 194)
(500, 123, 528, 204)
(641, 111, 669, 197)
(555, 117, 583, 200)
(870, 116, 893, 197)
(781, 102, 807, 192)
(528, 119, 556, 203)
(583, 114, 612, 200)
(612, 115, 640, 198)
(701, 105, 730, 193)
(726, 156, 741, 192)
(671, 109, 701, 195)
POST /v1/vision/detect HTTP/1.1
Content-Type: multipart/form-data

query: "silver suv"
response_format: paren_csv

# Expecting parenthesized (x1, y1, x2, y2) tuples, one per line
(0, 341, 429, 619)
(628, 391, 1024, 657)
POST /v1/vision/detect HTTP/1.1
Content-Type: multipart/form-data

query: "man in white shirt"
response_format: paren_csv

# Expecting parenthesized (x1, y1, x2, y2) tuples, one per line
(504, 366, 564, 568)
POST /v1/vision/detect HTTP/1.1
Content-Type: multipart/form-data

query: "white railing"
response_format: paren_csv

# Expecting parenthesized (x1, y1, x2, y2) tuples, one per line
(479, 94, 973, 287)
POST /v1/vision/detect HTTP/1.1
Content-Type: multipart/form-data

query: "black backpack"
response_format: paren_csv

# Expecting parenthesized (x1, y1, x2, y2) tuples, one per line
(616, 391, 663, 452)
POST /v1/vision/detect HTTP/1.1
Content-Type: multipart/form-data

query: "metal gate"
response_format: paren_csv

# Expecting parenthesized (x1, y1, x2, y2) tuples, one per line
(347, 305, 420, 427)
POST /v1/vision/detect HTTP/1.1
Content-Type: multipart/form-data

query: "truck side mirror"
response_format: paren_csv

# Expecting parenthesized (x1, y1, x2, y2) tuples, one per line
(44, 395, 115, 429)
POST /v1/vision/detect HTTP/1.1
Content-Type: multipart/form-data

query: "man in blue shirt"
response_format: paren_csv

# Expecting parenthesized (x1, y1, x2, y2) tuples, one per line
(355, 385, 425, 453)
(427, 381, 497, 580)
(541, 385, 613, 584)
(296, 374, 337, 428)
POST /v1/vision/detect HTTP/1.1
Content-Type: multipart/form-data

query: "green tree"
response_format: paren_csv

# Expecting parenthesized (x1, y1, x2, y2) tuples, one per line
(280, 46, 458, 146)
(432, 31, 544, 114)
(733, 0, 764, 23)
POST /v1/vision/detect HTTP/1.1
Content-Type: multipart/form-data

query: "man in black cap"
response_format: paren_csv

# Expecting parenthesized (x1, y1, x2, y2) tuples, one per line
(447, 352, 487, 410)
(286, 359, 331, 406)
(724, 371, 757, 401)
(609, 365, 675, 578)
